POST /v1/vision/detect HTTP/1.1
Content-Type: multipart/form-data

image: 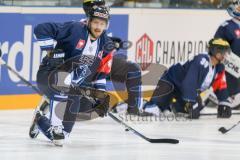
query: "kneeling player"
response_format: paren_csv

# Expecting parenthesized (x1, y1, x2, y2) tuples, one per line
(144, 38, 233, 119)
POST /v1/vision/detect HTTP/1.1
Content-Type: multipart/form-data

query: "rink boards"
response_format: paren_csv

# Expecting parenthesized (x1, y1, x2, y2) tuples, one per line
(0, 6, 229, 109)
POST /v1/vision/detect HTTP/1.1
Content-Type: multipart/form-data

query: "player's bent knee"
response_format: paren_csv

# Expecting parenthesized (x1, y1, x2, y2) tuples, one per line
(128, 62, 141, 72)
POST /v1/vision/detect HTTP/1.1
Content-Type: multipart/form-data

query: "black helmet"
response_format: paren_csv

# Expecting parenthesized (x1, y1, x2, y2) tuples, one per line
(208, 38, 231, 56)
(88, 6, 110, 23)
(83, 0, 105, 16)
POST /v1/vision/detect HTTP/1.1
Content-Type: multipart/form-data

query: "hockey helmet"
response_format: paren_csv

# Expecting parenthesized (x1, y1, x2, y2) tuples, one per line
(88, 6, 110, 23)
(83, 0, 106, 16)
(227, 0, 240, 18)
(208, 38, 231, 56)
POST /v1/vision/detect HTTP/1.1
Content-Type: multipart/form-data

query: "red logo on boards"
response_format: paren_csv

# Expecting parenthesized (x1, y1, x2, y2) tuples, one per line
(135, 33, 154, 70)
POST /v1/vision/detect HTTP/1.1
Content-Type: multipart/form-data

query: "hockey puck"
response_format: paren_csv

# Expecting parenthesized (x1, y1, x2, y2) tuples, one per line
(125, 128, 129, 131)
(218, 127, 227, 134)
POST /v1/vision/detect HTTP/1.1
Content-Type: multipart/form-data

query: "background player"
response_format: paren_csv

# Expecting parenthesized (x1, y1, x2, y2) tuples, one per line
(144, 38, 232, 119)
(213, 0, 240, 109)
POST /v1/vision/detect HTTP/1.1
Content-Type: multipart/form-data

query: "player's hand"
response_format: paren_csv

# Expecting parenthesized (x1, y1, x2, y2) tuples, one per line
(217, 101, 232, 118)
(93, 95, 110, 117)
(110, 37, 122, 51)
(188, 95, 204, 119)
(183, 101, 200, 119)
(45, 49, 65, 68)
(188, 104, 204, 119)
(183, 101, 193, 113)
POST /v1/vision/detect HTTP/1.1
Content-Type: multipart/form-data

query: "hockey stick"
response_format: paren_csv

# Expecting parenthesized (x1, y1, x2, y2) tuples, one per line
(108, 112, 179, 144)
(201, 112, 240, 116)
(0, 49, 42, 95)
(218, 121, 240, 134)
(55, 85, 178, 144)
(0, 49, 178, 143)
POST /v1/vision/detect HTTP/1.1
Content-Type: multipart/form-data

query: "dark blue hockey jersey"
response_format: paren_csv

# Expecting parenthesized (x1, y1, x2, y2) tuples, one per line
(164, 54, 228, 103)
(214, 19, 240, 56)
(214, 18, 240, 95)
(34, 21, 113, 90)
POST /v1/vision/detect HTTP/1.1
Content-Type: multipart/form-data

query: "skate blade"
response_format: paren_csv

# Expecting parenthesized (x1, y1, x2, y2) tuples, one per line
(29, 124, 40, 139)
(29, 111, 41, 139)
(52, 139, 64, 147)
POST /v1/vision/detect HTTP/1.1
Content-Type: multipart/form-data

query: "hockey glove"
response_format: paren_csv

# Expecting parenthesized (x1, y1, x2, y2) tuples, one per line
(217, 101, 232, 118)
(188, 104, 204, 119)
(93, 95, 110, 117)
(183, 101, 193, 113)
(188, 95, 204, 119)
(44, 49, 65, 69)
(110, 37, 122, 51)
(183, 101, 201, 119)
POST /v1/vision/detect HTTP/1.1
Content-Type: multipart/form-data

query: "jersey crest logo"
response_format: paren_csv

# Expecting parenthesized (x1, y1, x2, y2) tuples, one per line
(76, 39, 86, 50)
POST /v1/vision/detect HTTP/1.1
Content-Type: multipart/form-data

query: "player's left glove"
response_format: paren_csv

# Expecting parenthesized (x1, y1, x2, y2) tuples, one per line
(217, 101, 232, 118)
(110, 36, 122, 51)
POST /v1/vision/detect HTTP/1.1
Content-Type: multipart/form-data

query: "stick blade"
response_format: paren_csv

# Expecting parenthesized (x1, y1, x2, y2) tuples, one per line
(148, 138, 179, 144)
(218, 127, 228, 134)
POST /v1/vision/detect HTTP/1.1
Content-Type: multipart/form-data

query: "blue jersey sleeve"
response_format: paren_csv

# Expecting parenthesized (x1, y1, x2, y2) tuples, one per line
(34, 21, 78, 50)
(180, 55, 208, 102)
(214, 21, 231, 41)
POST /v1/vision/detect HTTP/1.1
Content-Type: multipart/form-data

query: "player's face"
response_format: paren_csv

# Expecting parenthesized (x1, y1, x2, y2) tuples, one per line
(236, 4, 240, 12)
(89, 18, 107, 39)
(215, 51, 228, 63)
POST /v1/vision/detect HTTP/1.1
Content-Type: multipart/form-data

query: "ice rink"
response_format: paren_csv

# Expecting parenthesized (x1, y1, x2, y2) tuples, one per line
(0, 109, 240, 160)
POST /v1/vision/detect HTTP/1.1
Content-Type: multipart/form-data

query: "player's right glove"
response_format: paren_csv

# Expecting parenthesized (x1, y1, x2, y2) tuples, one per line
(93, 95, 110, 117)
(183, 101, 193, 113)
(217, 101, 232, 118)
(41, 49, 65, 70)
(183, 101, 201, 119)
(188, 104, 204, 119)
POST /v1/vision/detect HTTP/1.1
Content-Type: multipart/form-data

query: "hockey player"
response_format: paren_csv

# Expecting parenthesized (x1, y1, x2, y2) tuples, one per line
(84, 0, 143, 114)
(29, 6, 113, 146)
(213, 0, 240, 109)
(35, 0, 143, 115)
(81, 0, 143, 114)
(144, 38, 232, 119)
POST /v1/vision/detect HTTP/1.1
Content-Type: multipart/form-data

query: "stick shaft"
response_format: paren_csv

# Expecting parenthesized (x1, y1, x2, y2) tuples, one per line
(0, 58, 42, 94)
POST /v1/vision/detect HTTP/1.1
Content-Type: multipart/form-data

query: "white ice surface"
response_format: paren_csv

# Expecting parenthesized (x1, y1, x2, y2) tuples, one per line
(0, 109, 240, 160)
